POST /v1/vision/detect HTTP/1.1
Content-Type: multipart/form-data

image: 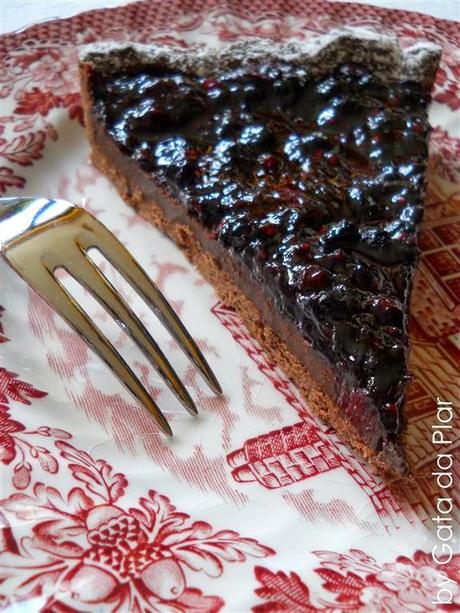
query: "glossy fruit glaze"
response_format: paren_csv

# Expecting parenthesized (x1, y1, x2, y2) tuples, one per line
(92, 60, 431, 444)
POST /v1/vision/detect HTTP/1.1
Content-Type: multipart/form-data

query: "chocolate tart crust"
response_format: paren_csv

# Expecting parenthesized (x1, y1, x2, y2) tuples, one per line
(80, 61, 410, 478)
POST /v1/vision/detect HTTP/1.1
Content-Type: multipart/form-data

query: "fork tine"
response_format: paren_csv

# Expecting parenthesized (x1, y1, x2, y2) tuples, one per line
(11, 257, 172, 436)
(78, 217, 222, 395)
(64, 246, 197, 415)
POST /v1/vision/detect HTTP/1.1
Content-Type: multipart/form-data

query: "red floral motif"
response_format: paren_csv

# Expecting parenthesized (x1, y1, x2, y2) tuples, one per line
(375, 563, 444, 609)
(0, 367, 47, 405)
(213, 13, 314, 42)
(0, 408, 69, 489)
(13, 48, 62, 74)
(0, 316, 62, 487)
(0, 440, 274, 611)
(0, 40, 82, 191)
(62, 93, 84, 126)
(254, 549, 460, 612)
(0, 166, 25, 193)
(0, 405, 25, 465)
(254, 567, 317, 613)
(433, 56, 460, 111)
(25, 51, 69, 91)
(12, 89, 85, 126)
(0, 405, 69, 488)
(14, 87, 62, 116)
(0, 130, 46, 166)
(8, 425, 71, 490)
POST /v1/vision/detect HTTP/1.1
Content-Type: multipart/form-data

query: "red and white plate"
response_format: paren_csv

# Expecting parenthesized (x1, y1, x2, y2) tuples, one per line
(0, 1, 459, 611)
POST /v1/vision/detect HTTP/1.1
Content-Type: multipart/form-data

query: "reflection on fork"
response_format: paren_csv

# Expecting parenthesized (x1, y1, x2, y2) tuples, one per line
(0, 197, 222, 436)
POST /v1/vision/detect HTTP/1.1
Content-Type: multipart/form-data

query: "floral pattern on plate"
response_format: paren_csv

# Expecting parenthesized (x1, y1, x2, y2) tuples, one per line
(0, 0, 459, 610)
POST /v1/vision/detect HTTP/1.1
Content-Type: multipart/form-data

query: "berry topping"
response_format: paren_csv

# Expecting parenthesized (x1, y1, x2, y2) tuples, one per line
(93, 56, 430, 446)
(370, 296, 403, 326)
(261, 223, 278, 237)
(262, 154, 279, 171)
(202, 78, 218, 90)
(299, 266, 331, 291)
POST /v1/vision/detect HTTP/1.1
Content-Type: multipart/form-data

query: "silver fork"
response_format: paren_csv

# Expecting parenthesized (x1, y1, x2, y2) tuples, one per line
(0, 197, 221, 435)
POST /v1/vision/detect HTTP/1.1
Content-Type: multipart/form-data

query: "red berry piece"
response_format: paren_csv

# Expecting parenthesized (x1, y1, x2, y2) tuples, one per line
(371, 296, 402, 325)
(262, 155, 279, 171)
(396, 195, 407, 206)
(372, 296, 395, 311)
(278, 188, 302, 207)
(186, 147, 200, 162)
(298, 242, 311, 253)
(299, 266, 331, 291)
(386, 402, 399, 415)
(398, 230, 415, 244)
(202, 78, 218, 90)
(384, 326, 401, 337)
(332, 249, 347, 264)
(326, 152, 340, 167)
(262, 223, 278, 237)
(344, 391, 369, 417)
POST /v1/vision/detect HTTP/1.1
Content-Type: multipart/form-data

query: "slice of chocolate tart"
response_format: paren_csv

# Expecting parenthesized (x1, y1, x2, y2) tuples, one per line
(79, 31, 441, 476)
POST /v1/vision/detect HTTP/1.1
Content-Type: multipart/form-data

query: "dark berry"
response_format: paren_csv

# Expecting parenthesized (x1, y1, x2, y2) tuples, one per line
(332, 249, 347, 264)
(383, 326, 402, 337)
(186, 147, 200, 162)
(386, 403, 399, 415)
(261, 223, 278, 237)
(326, 152, 340, 166)
(371, 296, 402, 326)
(262, 155, 279, 171)
(322, 220, 359, 248)
(398, 230, 415, 244)
(351, 263, 375, 291)
(298, 266, 331, 292)
(203, 78, 218, 90)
